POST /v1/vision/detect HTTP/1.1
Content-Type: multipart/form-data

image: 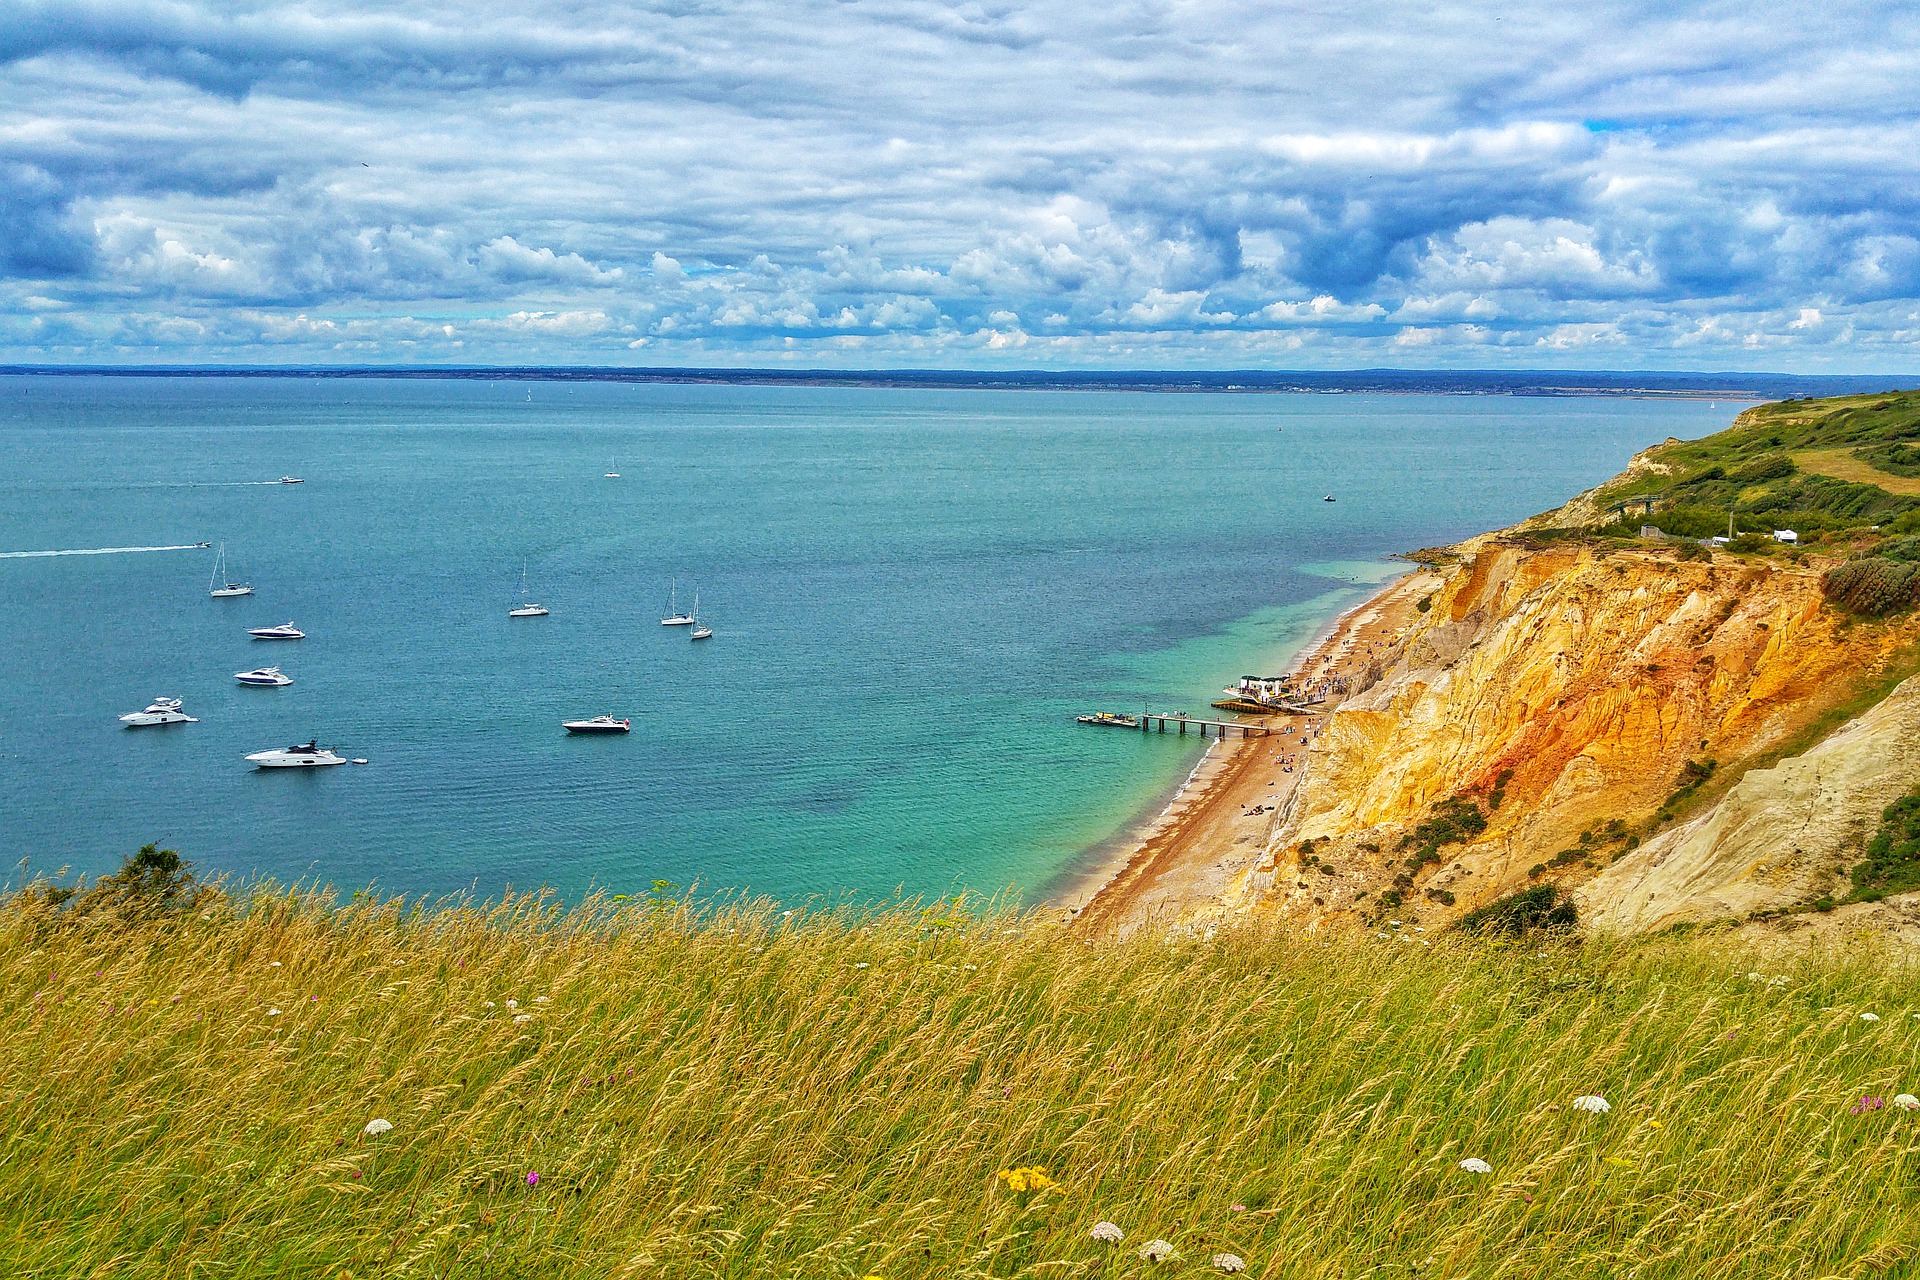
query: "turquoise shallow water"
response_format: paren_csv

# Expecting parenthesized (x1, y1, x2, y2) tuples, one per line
(0, 378, 1733, 902)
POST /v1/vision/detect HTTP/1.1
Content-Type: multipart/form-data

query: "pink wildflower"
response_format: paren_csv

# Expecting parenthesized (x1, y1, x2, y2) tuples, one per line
(527, 1171, 540, 1187)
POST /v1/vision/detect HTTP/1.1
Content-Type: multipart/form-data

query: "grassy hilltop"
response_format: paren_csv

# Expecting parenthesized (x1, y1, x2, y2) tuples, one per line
(6, 863, 1920, 1279)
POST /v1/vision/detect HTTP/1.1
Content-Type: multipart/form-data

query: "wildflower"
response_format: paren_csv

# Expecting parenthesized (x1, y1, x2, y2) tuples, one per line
(1860, 1012, 1880, 1022)
(1893, 1094, 1920, 1111)
(526, 1171, 539, 1187)
(1572, 1095, 1611, 1114)
(1213, 1254, 1247, 1273)
(514, 1013, 533, 1023)
(1851, 1096, 1886, 1115)
(997, 1166, 1059, 1193)
(1458, 1158, 1492, 1174)
(1138, 1240, 1178, 1263)
(1604, 1156, 1634, 1169)
(267, 1008, 281, 1017)
(363, 1118, 393, 1137)
(1090, 1222, 1125, 1243)
(505, 999, 518, 1009)
(854, 963, 870, 969)
(350, 1170, 361, 1178)
(534, 996, 550, 1004)
(484, 1001, 495, 1008)
(1646, 1120, 1663, 1130)
(1230, 1204, 1247, 1212)
(269, 961, 282, 967)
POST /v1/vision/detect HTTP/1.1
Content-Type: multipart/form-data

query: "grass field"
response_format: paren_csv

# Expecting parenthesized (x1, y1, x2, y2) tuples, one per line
(1794, 449, 1920, 498)
(6, 885, 1920, 1278)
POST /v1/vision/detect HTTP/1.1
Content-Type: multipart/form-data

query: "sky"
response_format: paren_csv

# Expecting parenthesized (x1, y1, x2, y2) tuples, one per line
(2, 0, 1919, 370)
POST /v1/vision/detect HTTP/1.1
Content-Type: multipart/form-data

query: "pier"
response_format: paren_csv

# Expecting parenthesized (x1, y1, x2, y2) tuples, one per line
(1137, 713, 1272, 738)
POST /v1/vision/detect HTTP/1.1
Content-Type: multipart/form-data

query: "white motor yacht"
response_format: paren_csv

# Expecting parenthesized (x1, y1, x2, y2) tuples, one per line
(120, 697, 198, 727)
(209, 544, 252, 597)
(235, 666, 293, 687)
(248, 622, 305, 640)
(279, 476, 305, 485)
(246, 741, 347, 768)
(563, 715, 631, 734)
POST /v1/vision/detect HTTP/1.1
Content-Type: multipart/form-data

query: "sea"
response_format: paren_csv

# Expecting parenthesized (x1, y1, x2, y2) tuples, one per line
(0, 376, 1735, 905)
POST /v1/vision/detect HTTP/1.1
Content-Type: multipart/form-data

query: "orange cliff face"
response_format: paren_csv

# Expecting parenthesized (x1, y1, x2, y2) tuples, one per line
(1232, 537, 1918, 930)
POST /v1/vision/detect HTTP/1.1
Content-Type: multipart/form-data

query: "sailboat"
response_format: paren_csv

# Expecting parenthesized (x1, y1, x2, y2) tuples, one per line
(689, 593, 712, 641)
(209, 544, 253, 597)
(605, 456, 620, 478)
(508, 561, 549, 617)
(660, 579, 695, 626)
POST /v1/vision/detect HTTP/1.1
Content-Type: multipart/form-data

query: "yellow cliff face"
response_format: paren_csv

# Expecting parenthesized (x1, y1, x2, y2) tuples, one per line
(1236, 538, 1918, 929)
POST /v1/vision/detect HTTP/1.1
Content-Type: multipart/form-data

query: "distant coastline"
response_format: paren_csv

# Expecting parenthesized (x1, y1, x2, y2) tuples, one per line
(0, 364, 1902, 400)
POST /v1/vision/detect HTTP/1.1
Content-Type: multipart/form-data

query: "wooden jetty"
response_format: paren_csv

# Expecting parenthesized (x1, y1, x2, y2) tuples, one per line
(1135, 712, 1272, 738)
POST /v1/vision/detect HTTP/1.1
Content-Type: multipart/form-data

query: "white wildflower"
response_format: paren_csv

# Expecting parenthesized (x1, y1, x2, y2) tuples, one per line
(782, 910, 794, 917)
(1861, 1012, 1881, 1022)
(269, 960, 282, 967)
(963, 964, 978, 971)
(505, 999, 518, 1009)
(1213, 1253, 1247, 1273)
(1573, 1095, 1612, 1114)
(484, 1001, 495, 1008)
(266, 1007, 281, 1017)
(363, 1118, 393, 1137)
(1895, 1094, 1920, 1111)
(534, 996, 550, 1004)
(513, 1013, 532, 1024)
(1746, 971, 1763, 981)
(1458, 1157, 1492, 1174)
(1089, 1221, 1124, 1243)
(1138, 1239, 1178, 1263)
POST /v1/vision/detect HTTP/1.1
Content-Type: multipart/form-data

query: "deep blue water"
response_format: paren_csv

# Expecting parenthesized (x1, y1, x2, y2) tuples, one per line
(0, 377, 1734, 902)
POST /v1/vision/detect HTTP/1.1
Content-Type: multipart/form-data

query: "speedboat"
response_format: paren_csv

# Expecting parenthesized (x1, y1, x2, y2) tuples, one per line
(120, 697, 198, 727)
(563, 715, 631, 734)
(1323, 494, 1336, 502)
(246, 741, 347, 767)
(279, 476, 305, 485)
(248, 622, 304, 640)
(235, 666, 293, 687)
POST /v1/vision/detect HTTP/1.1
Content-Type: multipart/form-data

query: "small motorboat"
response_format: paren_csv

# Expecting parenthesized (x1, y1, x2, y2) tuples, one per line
(563, 715, 631, 734)
(248, 622, 304, 640)
(120, 697, 198, 727)
(1322, 494, 1336, 503)
(246, 741, 347, 768)
(279, 476, 305, 485)
(235, 666, 293, 687)
(1076, 711, 1139, 728)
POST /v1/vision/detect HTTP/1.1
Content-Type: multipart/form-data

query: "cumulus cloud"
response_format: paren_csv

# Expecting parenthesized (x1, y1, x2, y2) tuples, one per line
(0, 0, 1916, 367)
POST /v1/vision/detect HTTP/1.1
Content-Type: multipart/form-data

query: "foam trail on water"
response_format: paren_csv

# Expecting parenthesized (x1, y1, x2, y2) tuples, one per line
(0, 543, 208, 559)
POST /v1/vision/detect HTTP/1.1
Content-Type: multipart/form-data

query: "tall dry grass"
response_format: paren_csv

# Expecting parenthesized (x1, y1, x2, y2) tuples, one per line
(4, 885, 1919, 1278)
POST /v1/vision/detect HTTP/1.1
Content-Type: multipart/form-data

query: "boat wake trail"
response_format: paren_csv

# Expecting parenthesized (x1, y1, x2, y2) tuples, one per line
(0, 543, 209, 559)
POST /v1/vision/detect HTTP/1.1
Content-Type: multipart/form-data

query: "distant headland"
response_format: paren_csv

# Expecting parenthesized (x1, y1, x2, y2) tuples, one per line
(0, 364, 1906, 400)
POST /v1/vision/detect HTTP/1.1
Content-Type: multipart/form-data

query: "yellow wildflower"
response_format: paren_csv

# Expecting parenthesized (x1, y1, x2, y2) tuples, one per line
(997, 1165, 1061, 1193)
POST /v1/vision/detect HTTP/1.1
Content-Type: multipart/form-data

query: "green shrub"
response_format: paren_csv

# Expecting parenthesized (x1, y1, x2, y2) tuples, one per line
(1847, 785, 1920, 900)
(1453, 884, 1577, 936)
(1822, 557, 1920, 616)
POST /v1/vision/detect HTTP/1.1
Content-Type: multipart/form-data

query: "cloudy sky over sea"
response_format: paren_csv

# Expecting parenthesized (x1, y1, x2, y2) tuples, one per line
(3, 1, 1918, 368)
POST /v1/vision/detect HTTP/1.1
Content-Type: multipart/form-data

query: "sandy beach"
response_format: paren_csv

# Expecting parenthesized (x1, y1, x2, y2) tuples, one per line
(1065, 567, 1440, 933)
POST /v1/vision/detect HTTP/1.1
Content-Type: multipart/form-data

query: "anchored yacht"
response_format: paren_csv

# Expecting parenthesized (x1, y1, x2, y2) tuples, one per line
(120, 697, 198, 727)
(209, 544, 252, 598)
(509, 561, 549, 617)
(248, 622, 304, 640)
(235, 666, 293, 687)
(246, 741, 347, 768)
(563, 715, 631, 734)
(660, 579, 694, 626)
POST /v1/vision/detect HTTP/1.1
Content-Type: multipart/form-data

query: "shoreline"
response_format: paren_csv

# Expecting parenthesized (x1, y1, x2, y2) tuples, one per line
(1064, 567, 1437, 932)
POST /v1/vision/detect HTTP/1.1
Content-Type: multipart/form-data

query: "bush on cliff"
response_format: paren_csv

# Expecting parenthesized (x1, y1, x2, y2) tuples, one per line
(1822, 556, 1920, 616)
(4, 880, 1918, 1278)
(1453, 884, 1578, 936)
(1848, 784, 1920, 901)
